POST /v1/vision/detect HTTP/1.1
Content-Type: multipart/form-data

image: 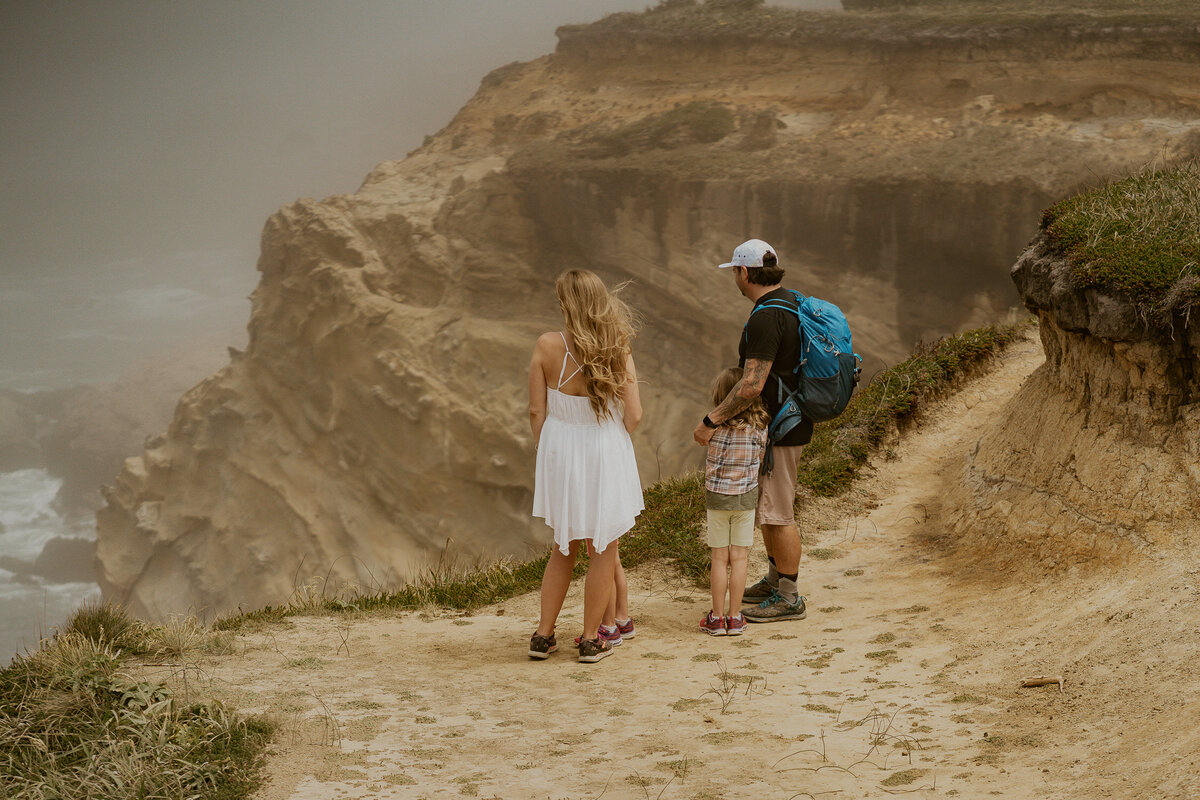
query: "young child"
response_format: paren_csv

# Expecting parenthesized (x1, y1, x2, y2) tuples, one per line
(700, 367, 768, 636)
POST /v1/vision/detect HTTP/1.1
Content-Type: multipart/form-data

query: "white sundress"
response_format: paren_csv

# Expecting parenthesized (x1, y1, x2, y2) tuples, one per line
(532, 333, 644, 555)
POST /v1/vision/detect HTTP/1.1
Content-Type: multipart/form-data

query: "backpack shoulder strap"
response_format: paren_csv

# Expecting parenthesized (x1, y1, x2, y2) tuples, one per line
(749, 293, 800, 319)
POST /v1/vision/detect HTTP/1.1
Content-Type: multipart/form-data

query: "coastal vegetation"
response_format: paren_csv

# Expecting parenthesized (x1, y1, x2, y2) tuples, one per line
(0, 603, 271, 800)
(1041, 159, 1200, 323)
(560, 0, 1200, 46)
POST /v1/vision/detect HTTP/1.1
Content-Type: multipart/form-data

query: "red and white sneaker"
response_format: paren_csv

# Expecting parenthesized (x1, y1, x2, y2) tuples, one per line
(699, 611, 726, 636)
(725, 613, 748, 635)
(616, 617, 636, 640)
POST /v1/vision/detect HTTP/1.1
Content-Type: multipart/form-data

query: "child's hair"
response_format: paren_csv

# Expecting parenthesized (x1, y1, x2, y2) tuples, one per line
(710, 367, 769, 430)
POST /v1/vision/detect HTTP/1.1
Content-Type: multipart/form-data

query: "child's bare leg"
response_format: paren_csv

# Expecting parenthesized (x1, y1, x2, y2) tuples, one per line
(537, 541, 579, 637)
(613, 547, 629, 623)
(729, 545, 750, 613)
(710, 547, 730, 617)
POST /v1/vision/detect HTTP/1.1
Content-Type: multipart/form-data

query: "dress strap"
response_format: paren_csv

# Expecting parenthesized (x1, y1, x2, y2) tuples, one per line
(556, 332, 584, 389)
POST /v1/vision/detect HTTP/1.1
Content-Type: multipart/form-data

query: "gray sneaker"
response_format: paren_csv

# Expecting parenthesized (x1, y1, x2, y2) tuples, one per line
(528, 631, 557, 659)
(742, 576, 777, 603)
(743, 593, 807, 623)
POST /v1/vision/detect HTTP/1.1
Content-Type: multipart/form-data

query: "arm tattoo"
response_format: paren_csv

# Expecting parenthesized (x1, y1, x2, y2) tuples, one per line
(711, 359, 772, 424)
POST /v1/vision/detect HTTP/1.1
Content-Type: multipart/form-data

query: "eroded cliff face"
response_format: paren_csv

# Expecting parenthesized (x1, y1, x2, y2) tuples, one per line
(946, 233, 1200, 570)
(98, 5, 1200, 618)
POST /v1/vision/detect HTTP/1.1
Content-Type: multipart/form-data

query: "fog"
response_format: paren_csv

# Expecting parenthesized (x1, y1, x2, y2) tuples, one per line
(0, 0, 838, 392)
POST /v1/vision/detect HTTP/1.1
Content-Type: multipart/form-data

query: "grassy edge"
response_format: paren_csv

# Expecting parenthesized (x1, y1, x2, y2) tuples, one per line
(214, 319, 1029, 631)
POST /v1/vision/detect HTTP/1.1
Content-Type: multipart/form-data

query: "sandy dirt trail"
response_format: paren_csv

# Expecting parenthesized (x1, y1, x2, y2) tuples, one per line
(186, 333, 1196, 799)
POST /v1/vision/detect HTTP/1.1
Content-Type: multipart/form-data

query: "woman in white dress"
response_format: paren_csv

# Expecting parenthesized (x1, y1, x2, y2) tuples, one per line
(527, 270, 644, 663)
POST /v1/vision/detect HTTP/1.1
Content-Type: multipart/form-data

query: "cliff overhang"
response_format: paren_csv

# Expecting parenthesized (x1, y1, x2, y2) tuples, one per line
(948, 161, 1200, 572)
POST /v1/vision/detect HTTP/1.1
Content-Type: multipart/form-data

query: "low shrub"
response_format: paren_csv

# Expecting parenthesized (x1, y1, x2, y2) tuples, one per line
(0, 633, 272, 800)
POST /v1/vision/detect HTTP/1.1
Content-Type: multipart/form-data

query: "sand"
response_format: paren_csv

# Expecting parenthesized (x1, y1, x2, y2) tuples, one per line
(175, 333, 1200, 799)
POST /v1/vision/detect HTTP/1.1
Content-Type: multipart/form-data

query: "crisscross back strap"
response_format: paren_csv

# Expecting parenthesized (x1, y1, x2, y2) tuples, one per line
(556, 332, 583, 389)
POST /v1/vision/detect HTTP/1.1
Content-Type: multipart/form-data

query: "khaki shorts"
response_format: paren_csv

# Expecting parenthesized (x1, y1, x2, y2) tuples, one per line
(707, 509, 755, 548)
(756, 445, 804, 527)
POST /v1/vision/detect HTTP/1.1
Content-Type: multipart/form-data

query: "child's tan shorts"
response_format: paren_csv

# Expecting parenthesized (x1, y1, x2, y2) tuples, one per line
(707, 509, 755, 548)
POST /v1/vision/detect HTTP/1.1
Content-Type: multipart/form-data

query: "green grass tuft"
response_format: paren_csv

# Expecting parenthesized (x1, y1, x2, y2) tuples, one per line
(1041, 160, 1200, 321)
(60, 600, 149, 655)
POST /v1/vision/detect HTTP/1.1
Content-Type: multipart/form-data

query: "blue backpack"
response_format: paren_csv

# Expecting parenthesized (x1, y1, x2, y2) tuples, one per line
(748, 290, 862, 444)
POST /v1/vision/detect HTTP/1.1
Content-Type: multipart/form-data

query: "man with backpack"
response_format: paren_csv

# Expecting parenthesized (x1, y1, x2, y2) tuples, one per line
(693, 238, 829, 623)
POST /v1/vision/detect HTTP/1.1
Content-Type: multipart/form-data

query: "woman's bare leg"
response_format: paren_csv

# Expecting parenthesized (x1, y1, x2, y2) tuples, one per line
(582, 544, 618, 641)
(536, 541, 579, 637)
(588, 541, 623, 628)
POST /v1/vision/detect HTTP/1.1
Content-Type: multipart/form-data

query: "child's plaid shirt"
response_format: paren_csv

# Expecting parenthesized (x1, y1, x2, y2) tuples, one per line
(705, 423, 768, 495)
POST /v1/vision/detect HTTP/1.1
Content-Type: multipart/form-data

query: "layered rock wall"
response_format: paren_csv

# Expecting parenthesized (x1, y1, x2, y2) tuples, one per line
(947, 234, 1200, 569)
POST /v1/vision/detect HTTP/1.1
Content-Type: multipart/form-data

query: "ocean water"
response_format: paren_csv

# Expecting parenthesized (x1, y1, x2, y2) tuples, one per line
(0, 249, 253, 392)
(0, 469, 99, 663)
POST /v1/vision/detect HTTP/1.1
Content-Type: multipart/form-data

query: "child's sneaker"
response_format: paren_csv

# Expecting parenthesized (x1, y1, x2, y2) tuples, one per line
(725, 613, 748, 635)
(615, 617, 636, 639)
(577, 637, 613, 663)
(574, 625, 622, 648)
(599, 623, 623, 647)
(699, 611, 726, 636)
(528, 631, 557, 659)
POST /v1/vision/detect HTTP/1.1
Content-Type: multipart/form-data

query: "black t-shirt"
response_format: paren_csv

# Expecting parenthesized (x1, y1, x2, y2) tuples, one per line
(738, 288, 814, 447)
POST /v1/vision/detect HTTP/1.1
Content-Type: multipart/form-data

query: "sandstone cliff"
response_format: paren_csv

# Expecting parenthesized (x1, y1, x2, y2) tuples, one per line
(947, 211, 1200, 570)
(97, 2, 1200, 619)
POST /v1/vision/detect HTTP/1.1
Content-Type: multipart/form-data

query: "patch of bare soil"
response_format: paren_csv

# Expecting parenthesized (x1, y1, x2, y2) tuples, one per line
(184, 332, 1199, 799)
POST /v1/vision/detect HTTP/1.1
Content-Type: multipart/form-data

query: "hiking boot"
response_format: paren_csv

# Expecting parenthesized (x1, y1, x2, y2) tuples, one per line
(699, 611, 726, 636)
(725, 613, 748, 635)
(528, 631, 557, 659)
(742, 592, 807, 623)
(616, 618, 636, 639)
(742, 576, 777, 603)
(577, 637, 613, 663)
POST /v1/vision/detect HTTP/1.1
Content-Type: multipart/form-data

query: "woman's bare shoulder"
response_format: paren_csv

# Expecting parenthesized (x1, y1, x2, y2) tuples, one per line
(533, 331, 566, 359)
(535, 331, 566, 349)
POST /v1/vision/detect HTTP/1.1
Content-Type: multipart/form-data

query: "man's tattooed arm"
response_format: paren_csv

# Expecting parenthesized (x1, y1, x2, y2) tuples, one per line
(710, 358, 772, 425)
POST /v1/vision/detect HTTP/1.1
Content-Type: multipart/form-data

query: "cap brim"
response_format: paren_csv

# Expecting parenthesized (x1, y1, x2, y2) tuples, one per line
(717, 262, 736, 269)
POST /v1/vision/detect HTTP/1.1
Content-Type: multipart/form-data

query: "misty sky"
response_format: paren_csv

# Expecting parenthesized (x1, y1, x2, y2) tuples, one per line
(0, 0, 838, 391)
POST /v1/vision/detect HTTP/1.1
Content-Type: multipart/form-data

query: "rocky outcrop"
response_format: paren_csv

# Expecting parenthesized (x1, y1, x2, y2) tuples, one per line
(97, 3, 1200, 618)
(947, 232, 1200, 570)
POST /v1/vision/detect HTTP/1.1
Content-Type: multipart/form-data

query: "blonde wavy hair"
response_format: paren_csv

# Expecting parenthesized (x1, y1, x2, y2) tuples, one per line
(711, 367, 769, 430)
(556, 269, 637, 420)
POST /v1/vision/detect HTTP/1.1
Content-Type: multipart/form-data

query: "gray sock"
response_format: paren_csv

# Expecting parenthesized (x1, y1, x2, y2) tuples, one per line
(777, 577, 800, 604)
(767, 561, 780, 588)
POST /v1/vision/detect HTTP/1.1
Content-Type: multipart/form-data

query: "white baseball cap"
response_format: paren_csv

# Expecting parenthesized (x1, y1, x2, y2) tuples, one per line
(718, 239, 778, 269)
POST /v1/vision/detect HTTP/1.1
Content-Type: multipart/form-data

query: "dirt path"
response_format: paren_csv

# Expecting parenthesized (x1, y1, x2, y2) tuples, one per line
(188, 333, 1196, 799)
